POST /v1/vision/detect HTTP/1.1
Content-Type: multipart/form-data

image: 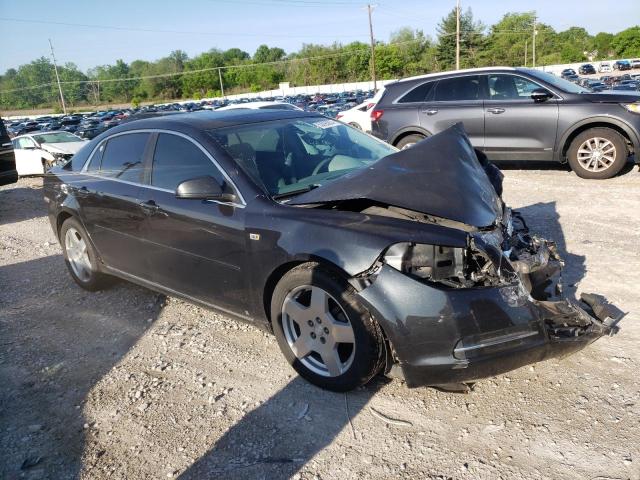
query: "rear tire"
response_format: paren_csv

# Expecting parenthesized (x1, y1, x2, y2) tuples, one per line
(60, 217, 114, 291)
(348, 122, 362, 130)
(271, 263, 385, 392)
(395, 133, 425, 150)
(567, 128, 628, 179)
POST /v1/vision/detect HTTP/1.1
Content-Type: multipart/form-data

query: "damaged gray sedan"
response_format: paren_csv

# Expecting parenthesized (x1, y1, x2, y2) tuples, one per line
(45, 110, 621, 392)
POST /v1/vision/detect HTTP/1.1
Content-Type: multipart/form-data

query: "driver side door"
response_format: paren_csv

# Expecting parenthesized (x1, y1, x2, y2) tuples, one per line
(482, 74, 559, 160)
(138, 132, 249, 316)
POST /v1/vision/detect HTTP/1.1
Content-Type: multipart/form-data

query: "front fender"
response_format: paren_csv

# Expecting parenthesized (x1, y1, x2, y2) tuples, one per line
(555, 115, 640, 161)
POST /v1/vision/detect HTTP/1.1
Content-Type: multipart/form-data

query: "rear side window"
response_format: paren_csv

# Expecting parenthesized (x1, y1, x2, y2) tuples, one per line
(397, 82, 433, 103)
(151, 133, 225, 191)
(99, 133, 149, 182)
(434, 75, 482, 101)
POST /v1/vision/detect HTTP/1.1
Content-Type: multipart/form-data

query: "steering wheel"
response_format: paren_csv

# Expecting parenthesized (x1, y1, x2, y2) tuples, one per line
(312, 157, 333, 175)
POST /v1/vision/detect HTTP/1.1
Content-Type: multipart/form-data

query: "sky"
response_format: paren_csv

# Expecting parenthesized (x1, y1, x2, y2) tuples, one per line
(0, 0, 638, 73)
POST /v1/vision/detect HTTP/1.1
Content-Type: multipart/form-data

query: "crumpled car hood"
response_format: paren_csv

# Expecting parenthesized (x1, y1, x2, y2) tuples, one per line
(41, 142, 85, 155)
(289, 123, 503, 228)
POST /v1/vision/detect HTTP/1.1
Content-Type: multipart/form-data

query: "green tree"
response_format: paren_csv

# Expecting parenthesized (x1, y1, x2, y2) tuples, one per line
(436, 7, 484, 69)
(612, 26, 640, 57)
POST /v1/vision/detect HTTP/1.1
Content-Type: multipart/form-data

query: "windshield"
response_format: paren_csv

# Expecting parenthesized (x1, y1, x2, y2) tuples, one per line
(209, 117, 397, 197)
(32, 132, 81, 144)
(527, 69, 590, 94)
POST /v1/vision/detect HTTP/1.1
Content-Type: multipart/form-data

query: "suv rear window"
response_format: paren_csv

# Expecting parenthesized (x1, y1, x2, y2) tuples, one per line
(434, 75, 482, 101)
(397, 82, 433, 103)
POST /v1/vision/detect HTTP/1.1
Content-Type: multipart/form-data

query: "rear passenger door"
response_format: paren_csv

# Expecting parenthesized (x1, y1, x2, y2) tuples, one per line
(482, 73, 558, 160)
(420, 75, 486, 147)
(138, 132, 248, 315)
(76, 132, 151, 277)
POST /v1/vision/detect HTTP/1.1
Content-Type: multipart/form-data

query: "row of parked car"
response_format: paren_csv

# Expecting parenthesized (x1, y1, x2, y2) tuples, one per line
(560, 67, 640, 92)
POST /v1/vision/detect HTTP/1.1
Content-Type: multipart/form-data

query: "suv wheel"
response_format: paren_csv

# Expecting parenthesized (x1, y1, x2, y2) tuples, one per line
(567, 128, 628, 179)
(395, 134, 425, 150)
(60, 217, 113, 291)
(271, 263, 385, 392)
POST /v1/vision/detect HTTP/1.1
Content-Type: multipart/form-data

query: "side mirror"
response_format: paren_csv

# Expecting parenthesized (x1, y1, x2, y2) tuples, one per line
(531, 88, 553, 103)
(23, 145, 36, 150)
(175, 176, 236, 202)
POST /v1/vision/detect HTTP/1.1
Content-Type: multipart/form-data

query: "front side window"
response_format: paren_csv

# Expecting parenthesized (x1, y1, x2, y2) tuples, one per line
(434, 75, 482, 102)
(99, 133, 149, 182)
(209, 117, 396, 197)
(16, 137, 36, 149)
(151, 133, 225, 191)
(488, 74, 543, 100)
(526, 69, 588, 94)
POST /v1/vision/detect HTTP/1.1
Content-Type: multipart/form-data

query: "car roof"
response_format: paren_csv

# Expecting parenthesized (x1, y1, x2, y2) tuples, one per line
(110, 109, 320, 133)
(392, 66, 518, 85)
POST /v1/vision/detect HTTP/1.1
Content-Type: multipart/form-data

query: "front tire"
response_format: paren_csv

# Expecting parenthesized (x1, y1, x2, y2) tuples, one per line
(60, 217, 113, 291)
(271, 263, 385, 392)
(567, 128, 628, 179)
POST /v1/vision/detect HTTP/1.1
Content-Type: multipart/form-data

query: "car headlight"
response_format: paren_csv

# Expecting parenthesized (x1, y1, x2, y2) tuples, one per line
(622, 103, 640, 114)
(383, 242, 466, 285)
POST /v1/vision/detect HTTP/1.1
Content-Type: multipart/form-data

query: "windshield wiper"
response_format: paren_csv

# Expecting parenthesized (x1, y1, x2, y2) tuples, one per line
(272, 184, 321, 200)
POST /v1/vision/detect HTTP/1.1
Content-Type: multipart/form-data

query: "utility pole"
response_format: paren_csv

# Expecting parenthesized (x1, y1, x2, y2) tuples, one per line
(367, 4, 377, 92)
(524, 39, 528, 67)
(532, 15, 537, 68)
(218, 68, 225, 98)
(48, 38, 66, 114)
(455, 0, 460, 70)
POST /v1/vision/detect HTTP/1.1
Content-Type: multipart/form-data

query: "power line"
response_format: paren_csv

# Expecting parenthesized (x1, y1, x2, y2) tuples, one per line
(0, 17, 369, 39)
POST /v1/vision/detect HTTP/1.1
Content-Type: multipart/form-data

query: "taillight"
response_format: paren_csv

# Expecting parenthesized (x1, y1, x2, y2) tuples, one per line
(336, 113, 343, 119)
(371, 109, 384, 122)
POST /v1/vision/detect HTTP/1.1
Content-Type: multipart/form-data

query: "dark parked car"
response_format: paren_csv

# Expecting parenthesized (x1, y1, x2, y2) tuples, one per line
(614, 60, 631, 71)
(43, 110, 619, 391)
(578, 64, 596, 75)
(370, 67, 640, 179)
(560, 68, 577, 78)
(0, 118, 18, 185)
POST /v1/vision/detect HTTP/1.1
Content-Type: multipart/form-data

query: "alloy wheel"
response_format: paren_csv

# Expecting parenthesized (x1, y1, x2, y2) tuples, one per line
(576, 137, 616, 172)
(65, 227, 92, 282)
(281, 285, 356, 377)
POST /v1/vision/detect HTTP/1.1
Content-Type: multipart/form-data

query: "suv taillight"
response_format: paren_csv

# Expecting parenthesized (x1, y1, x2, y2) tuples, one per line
(371, 109, 383, 122)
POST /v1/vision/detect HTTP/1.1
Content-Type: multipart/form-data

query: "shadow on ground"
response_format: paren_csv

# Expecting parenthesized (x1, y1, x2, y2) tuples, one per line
(0, 184, 46, 226)
(179, 377, 384, 480)
(0, 255, 164, 479)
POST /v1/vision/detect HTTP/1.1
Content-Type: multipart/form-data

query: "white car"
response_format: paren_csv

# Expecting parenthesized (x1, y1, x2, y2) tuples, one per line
(630, 59, 640, 69)
(599, 62, 612, 73)
(336, 102, 375, 131)
(216, 101, 303, 111)
(12, 131, 87, 176)
(335, 88, 386, 132)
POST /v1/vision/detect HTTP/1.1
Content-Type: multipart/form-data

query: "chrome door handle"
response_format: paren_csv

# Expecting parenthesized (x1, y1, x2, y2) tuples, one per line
(487, 107, 505, 114)
(1, 142, 12, 147)
(421, 109, 438, 115)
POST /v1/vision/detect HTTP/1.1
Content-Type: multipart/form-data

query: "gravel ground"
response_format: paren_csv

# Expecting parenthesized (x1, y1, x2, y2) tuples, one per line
(1, 166, 639, 480)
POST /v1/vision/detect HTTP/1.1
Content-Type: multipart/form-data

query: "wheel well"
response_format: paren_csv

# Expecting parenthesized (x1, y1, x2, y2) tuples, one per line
(392, 130, 425, 147)
(262, 258, 351, 327)
(562, 122, 633, 160)
(56, 211, 73, 237)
